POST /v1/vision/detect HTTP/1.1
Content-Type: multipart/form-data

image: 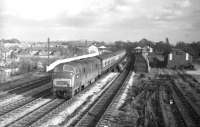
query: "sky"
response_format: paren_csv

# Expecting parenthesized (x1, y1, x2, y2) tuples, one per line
(0, 0, 200, 43)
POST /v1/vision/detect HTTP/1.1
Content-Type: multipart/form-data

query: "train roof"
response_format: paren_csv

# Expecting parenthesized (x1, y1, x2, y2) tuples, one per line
(46, 53, 99, 72)
(61, 57, 100, 73)
(49, 50, 125, 72)
(170, 48, 191, 54)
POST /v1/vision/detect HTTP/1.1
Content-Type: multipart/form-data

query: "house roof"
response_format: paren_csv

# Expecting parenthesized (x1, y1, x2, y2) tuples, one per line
(170, 48, 193, 56)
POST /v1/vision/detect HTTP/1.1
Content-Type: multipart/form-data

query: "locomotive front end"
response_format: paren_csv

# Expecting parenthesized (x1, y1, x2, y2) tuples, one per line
(53, 78, 73, 99)
(52, 64, 75, 99)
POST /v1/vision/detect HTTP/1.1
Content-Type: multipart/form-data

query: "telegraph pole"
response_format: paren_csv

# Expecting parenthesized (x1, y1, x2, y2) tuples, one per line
(5, 51, 6, 63)
(47, 37, 50, 66)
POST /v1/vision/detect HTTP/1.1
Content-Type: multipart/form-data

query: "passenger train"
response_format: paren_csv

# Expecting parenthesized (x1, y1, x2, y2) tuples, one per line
(52, 50, 126, 99)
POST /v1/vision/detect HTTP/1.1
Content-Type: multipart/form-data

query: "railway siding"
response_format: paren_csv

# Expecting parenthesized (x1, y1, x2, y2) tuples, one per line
(0, 83, 51, 107)
(170, 80, 200, 127)
(0, 89, 51, 116)
(0, 97, 53, 126)
(7, 99, 65, 127)
(177, 72, 200, 108)
(0, 78, 50, 100)
(0, 75, 50, 92)
(172, 79, 200, 117)
(159, 86, 176, 127)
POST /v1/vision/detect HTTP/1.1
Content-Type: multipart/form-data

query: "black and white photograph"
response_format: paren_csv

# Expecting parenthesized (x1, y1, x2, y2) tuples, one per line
(0, 0, 200, 127)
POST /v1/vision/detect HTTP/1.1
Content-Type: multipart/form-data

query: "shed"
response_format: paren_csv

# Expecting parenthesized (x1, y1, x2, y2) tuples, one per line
(167, 49, 193, 68)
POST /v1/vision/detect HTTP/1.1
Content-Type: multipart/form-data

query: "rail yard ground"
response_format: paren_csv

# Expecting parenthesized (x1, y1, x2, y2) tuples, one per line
(97, 68, 200, 127)
(0, 67, 200, 127)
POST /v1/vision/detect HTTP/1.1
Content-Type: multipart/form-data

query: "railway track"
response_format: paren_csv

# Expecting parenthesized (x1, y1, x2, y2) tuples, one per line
(75, 63, 131, 127)
(0, 88, 51, 116)
(30, 73, 119, 127)
(159, 69, 200, 127)
(173, 72, 200, 117)
(0, 76, 50, 93)
(0, 95, 53, 126)
(169, 79, 200, 127)
(6, 58, 198, 127)
(0, 71, 122, 127)
(177, 71, 200, 96)
(150, 85, 165, 127)
(96, 71, 134, 127)
(5, 98, 64, 127)
(0, 82, 51, 107)
(159, 85, 177, 127)
(0, 79, 50, 100)
(165, 85, 187, 127)
(0, 76, 50, 105)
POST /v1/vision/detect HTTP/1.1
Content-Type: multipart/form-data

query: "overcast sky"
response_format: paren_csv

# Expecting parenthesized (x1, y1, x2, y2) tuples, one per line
(0, 0, 200, 43)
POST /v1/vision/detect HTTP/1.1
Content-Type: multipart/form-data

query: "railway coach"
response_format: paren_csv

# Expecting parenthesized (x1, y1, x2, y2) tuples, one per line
(96, 50, 126, 73)
(52, 50, 126, 99)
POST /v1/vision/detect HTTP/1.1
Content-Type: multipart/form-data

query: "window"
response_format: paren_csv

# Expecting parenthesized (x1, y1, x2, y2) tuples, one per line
(83, 68, 86, 73)
(169, 53, 173, 60)
(186, 53, 189, 61)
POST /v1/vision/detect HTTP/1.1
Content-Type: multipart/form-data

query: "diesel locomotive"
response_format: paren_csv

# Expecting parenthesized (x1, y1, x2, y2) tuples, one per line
(52, 50, 126, 99)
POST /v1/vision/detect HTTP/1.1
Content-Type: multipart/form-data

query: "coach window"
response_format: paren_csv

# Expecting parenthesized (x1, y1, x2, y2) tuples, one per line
(83, 68, 86, 73)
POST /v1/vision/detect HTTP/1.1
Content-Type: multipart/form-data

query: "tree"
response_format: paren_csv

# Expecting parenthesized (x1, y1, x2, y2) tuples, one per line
(175, 41, 200, 59)
(154, 41, 172, 55)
